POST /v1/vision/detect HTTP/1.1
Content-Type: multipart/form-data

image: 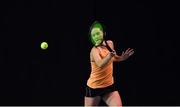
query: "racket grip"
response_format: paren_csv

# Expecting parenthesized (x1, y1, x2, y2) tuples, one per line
(110, 50, 116, 56)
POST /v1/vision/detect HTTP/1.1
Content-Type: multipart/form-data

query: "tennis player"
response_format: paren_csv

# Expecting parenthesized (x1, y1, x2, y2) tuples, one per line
(84, 21, 134, 106)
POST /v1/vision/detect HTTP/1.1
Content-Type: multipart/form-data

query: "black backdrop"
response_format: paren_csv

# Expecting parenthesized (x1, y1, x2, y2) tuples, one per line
(1, 0, 179, 106)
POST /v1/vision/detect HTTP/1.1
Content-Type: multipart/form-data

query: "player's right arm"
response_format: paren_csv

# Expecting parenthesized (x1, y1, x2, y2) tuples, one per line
(91, 47, 115, 67)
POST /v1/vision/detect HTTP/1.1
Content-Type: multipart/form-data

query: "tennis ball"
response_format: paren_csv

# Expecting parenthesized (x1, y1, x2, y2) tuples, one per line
(41, 42, 48, 50)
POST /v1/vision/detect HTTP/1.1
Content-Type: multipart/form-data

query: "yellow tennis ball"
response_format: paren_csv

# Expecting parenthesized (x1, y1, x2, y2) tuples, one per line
(41, 42, 48, 50)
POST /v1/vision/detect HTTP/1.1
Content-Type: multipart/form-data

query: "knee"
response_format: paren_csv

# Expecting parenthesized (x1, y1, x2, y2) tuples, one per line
(84, 96, 101, 106)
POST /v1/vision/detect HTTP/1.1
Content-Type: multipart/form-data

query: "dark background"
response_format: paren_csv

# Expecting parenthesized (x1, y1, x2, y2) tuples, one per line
(1, 0, 179, 106)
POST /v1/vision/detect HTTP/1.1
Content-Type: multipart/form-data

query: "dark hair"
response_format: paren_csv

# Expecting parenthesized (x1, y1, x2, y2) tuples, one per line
(89, 21, 106, 45)
(88, 21, 113, 52)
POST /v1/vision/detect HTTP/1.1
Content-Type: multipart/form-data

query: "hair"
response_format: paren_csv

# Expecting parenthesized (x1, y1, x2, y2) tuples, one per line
(89, 21, 106, 45)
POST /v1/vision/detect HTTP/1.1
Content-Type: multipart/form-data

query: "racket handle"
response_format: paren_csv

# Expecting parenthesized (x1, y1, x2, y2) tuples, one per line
(105, 40, 113, 52)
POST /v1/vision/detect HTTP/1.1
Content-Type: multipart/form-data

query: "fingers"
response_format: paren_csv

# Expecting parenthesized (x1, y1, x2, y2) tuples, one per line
(129, 50, 134, 56)
(128, 49, 134, 56)
(121, 48, 134, 57)
(119, 48, 134, 56)
(125, 48, 134, 54)
(121, 51, 125, 56)
(125, 48, 131, 53)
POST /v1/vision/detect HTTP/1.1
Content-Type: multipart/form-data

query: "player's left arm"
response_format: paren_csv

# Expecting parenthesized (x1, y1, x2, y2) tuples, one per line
(107, 40, 134, 62)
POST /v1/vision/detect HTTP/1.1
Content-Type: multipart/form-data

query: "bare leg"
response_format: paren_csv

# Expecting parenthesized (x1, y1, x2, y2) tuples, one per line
(102, 91, 122, 107)
(84, 96, 101, 107)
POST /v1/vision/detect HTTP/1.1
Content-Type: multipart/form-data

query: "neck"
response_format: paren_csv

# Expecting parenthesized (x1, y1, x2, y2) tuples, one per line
(95, 40, 105, 47)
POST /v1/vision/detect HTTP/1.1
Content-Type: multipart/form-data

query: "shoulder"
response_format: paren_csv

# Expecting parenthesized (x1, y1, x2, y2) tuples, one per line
(91, 46, 100, 54)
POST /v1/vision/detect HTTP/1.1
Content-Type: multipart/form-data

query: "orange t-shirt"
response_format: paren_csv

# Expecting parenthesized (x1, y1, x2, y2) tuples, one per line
(87, 46, 114, 89)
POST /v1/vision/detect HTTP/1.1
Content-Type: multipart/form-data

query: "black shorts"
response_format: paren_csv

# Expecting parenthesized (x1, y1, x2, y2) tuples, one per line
(85, 84, 117, 97)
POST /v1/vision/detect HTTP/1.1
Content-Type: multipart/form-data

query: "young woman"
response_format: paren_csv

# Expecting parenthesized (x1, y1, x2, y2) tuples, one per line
(84, 21, 134, 106)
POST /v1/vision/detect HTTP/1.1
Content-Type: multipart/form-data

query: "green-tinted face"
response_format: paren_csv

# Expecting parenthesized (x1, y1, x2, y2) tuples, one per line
(91, 28, 104, 46)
